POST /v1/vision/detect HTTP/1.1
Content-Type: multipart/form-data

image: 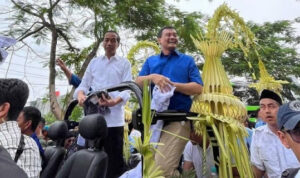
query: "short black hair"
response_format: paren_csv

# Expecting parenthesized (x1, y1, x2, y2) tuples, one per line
(104, 31, 120, 43)
(0, 79, 29, 121)
(157, 26, 176, 38)
(22, 106, 42, 132)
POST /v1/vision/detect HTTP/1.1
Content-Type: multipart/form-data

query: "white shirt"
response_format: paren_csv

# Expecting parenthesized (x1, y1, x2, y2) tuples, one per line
(0, 121, 42, 178)
(296, 170, 300, 178)
(250, 125, 300, 178)
(74, 55, 132, 127)
(183, 141, 215, 178)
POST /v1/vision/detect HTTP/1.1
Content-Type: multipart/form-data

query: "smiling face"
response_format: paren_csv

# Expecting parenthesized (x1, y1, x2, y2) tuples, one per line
(259, 98, 280, 128)
(158, 28, 178, 55)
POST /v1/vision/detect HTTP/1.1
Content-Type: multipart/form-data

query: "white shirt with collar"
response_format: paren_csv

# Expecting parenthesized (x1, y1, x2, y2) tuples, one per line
(183, 141, 214, 178)
(74, 55, 132, 127)
(0, 121, 41, 178)
(250, 125, 300, 178)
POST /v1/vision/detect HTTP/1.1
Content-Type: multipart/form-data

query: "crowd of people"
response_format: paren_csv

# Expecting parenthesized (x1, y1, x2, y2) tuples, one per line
(1, 26, 300, 178)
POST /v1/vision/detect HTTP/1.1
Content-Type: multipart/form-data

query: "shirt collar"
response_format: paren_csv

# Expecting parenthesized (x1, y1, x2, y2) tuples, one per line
(102, 55, 119, 61)
(265, 125, 277, 136)
(160, 50, 180, 57)
(31, 132, 37, 138)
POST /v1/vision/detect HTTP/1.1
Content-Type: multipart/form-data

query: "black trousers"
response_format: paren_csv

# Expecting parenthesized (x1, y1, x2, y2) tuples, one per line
(104, 126, 125, 178)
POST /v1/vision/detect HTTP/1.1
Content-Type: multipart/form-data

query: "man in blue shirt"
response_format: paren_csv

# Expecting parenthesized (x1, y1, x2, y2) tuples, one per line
(17, 106, 45, 167)
(136, 26, 203, 177)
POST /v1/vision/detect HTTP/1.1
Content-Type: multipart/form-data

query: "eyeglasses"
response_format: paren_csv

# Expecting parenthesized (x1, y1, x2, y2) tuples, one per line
(285, 128, 300, 143)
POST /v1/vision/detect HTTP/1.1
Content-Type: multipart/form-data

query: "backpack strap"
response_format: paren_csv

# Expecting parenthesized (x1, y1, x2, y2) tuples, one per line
(14, 134, 25, 163)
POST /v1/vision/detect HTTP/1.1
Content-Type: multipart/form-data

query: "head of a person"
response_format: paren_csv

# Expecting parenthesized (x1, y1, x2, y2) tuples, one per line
(0, 79, 29, 124)
(277, 100, 300, 162)
(17, 106, 41, 135)
(256, 108, 263, 119)
(259, 89, 282, 128)
(35, 117, 45, 136)
(102, 31, 120, 57)
(42, 125, 49, 139)
(157, 26, 178, 54)
(189, 124, 209, 147)
(64, 130, 76, 149)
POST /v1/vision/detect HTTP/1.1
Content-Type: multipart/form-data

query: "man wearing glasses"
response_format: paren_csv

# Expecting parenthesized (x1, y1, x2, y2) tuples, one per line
(250, 90, 300, 178)
(277, 100, 300, 177)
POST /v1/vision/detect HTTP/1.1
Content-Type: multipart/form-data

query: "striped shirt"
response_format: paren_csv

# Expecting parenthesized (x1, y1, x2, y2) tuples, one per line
(0, 121, 41, 178)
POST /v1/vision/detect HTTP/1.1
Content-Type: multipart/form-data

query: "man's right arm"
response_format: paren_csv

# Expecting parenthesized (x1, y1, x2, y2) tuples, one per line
(183, 142, 195, 172)
(252, 165, 265, 178)
(136, 74, 172, 92)
(183, 161, 194, 171)
(77, 90, 86, 106)
(135, 75, 152, 87)
(250, 130, 266, 178)
(73, 60, 93, 104)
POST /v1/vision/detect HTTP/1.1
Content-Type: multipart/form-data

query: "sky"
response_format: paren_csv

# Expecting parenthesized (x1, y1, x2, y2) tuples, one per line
(167, 0, 300, 23)
(1, 0, 300, 103)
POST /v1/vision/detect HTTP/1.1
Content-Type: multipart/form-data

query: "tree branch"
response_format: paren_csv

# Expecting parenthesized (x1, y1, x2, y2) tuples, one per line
(56, 28, 79, 51)
(49, 0, 61, 12)
(18, 25, 45, 42)
(10, 0, 40, 17)
(16, 22, 38, 40)
(78, 39, 101, 78)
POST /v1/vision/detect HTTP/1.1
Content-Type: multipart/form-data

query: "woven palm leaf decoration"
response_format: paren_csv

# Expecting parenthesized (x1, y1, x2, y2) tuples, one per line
(127, 41, 160, 79)
(189, 4, 257, 178)
(249, 58, 288, 95)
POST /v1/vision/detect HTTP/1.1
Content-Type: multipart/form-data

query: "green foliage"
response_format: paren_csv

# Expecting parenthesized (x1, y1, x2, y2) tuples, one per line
(114, 0, 168, 38)
(170, 9, 205, 53)
(60, 44, 95, 75)
(69, 105, 84, 122)
(43, 112, 57, 125)
(222, 20, 300, 100)
(170, 170, 196, 178)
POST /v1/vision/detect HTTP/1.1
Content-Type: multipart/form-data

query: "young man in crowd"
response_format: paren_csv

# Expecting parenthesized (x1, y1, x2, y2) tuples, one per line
(250, 89, 300, 177)
(0, 79, 41, 178)
(74, 31, 132, 178)
(136, 26, 203, 177)
(17, 106, 44, 157)
(183, 128, 215, 178)
(277, 100, 300, 177)
(17, 106, 45, 168)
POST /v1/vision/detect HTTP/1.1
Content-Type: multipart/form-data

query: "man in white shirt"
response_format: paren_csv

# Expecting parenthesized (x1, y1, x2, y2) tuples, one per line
(0, 79, 41, 178)
(183, 130, 215, 178)
(74, 31, 132, 178)
(277, 100, 300, 178)
(250, 89, 300, 178)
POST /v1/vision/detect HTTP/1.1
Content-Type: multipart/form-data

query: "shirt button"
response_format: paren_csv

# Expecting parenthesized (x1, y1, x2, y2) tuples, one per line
(281, 170, 290, 177)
